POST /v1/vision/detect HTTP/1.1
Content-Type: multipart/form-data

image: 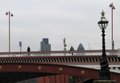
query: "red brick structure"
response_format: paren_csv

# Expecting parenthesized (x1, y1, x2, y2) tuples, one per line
(38, 75, 69, 83)
(18, 75, 69, 83)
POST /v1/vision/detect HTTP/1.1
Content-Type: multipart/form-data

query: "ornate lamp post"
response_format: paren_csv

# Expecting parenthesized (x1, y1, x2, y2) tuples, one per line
(98, 11, 111, 80)
(6, 11, 13, 52)
(93, 11, 116, 83)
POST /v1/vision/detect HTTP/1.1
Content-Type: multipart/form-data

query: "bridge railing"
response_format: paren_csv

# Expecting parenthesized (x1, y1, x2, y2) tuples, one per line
(0, 49, 118, 57)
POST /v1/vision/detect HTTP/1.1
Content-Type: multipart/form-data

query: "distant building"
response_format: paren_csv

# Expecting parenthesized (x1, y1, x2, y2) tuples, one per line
(77, 43, 85, 55)
(77, 43, 85, 51)
(40, 38, 51, 51)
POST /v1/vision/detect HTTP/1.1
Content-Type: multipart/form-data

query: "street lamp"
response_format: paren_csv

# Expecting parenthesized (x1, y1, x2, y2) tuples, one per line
(19, 41, 22, 52)
(63, 38, 67, 56)
(109, 3, 115, 50)
(98, 10, 111, 80)
(6, 11, 13, 52)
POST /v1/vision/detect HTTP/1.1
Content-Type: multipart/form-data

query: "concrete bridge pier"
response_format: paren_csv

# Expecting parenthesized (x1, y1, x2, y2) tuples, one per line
(93, 80, 116, 83)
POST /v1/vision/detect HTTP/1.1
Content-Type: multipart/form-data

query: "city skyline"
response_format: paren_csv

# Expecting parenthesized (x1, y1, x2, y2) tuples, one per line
(0, 0, 120, 52)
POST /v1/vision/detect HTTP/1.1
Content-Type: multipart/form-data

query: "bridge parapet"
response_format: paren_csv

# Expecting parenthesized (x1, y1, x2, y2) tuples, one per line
(0, 49, 118, 57)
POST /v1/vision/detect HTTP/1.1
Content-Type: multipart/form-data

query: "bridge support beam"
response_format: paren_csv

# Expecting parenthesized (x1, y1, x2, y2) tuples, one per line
(93, 80, 116, 83)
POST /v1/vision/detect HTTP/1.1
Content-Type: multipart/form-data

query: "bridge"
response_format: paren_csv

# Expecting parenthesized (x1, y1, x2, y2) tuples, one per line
(0, 50, 120, 83)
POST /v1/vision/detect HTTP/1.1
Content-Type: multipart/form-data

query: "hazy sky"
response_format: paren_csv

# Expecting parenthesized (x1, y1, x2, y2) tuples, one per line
(0, 0, 120, 52)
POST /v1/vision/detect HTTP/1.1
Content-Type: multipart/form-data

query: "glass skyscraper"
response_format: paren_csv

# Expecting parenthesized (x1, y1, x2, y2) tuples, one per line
(40, 38, 51, 51)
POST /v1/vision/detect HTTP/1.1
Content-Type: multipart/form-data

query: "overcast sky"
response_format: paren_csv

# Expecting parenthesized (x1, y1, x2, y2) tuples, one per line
(0, 0, 120, 52)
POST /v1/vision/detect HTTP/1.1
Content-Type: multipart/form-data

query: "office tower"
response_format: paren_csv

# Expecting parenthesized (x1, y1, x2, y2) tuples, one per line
(77, 43, 85, 55)
(41, 38, 51, 51)
(77, 43, 85, 51)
